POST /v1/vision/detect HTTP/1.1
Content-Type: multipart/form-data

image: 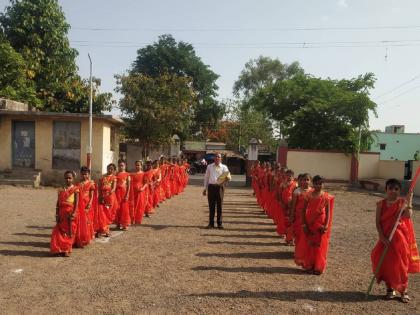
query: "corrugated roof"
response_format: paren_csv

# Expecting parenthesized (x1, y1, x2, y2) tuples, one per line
(0, 110, 125, 125)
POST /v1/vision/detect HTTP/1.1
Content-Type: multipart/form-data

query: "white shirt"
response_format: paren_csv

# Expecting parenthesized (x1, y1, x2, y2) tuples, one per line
(204, 163, 230, 188)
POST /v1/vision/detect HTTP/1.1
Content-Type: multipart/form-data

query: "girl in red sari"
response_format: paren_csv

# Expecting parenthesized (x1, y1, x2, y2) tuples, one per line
(299, 175, 334, 275)
(162, 158, 172, 199)
(115, 160, 131, 231)
(130, 160, 147, 224)
(278, 169, 297, 245)
(75, 166, 96, 248)
(95, 163, 117, 237)
(183, 159, 190, 190)
(371, 178, 420, 302)
(50, 171, 79, 257)
(152, 160, 162, 208)
(170, 158, 179, 197)
(144, 160, 155, 217)
(291, 173, 312, 266)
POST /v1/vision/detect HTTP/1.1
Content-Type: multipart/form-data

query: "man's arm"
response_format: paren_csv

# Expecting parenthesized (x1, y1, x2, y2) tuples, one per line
(203, 165, 210, 195)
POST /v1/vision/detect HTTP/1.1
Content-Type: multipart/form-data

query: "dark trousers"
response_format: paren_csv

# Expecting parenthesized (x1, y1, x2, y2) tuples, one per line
(207, 184, 224, 226)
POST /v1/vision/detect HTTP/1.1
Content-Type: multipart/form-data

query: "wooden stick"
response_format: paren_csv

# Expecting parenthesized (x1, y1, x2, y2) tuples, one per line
(366, 166, 420, 298)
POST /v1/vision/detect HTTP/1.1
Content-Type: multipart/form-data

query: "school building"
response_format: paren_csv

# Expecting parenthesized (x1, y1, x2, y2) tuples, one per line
(369, 125, 420, 161)
(0, 99, 124, 186)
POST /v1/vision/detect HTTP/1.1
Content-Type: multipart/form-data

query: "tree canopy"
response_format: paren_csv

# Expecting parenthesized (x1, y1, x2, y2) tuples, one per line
(0, 36, 39, 105)
(131, 34, 224, 135)
(0, 0, 112, 113)
(233, 56, 304, 100)
(116, 73, 196, 150)
(249, 72, 377, 152)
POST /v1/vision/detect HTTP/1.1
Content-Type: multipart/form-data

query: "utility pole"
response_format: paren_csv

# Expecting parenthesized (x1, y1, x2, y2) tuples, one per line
(87, 54, 93, 170)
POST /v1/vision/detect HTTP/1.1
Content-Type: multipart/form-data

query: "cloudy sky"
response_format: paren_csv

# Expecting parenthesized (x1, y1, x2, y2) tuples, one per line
(2, 0, 420, 132)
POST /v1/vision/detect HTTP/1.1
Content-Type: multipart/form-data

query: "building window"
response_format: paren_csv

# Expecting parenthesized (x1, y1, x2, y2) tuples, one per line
(52, 121, 81, 170)
(379, 143, 386, 150)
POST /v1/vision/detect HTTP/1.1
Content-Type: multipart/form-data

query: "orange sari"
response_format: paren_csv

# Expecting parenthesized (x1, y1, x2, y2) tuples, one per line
(75, 180, 96, 247)
(95, 174, 116, 234)
(144, 169, 154, 214)
(297, 191, 334, 273)
(371, 199, 420, 293)
(282, 180, 296, 242)
(294, 188, 312, 266)
(115, 172, 131, 228)
(50, 185, 79, 254)
(130, 171, 146, 224)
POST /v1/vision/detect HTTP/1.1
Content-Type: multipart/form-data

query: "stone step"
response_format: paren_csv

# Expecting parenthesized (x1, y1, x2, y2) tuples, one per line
(0, 169, 42, 187)
(0, 178, 36, 187)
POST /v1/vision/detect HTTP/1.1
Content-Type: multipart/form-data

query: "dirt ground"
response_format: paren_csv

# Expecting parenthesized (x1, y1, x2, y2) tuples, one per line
(1, 183, 420, 315)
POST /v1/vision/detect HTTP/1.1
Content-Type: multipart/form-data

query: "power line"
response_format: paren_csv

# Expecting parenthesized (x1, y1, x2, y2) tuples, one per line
(71, 40, 420, 49)
(379, 83, 420, 106)
(374, 73, 420, 100)
(71, 25, 420, 32)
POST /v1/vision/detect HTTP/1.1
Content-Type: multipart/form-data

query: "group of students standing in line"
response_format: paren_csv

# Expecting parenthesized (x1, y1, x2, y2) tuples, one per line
(50, 157, 190, 257)
(252, 161, 420, 303)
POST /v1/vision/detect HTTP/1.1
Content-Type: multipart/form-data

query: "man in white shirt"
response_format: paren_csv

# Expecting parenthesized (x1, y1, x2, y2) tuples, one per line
(203, 153, 231, 229)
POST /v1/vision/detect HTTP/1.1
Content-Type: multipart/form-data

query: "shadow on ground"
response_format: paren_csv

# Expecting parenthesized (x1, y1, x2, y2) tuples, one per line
(196, 251, 293, 259)
(189, 290, 382, 303)
(192, 265, 305, 275)
(0, 249, 51, 258)
(207, 241, 282, 247)
(0, 241, 50, 248)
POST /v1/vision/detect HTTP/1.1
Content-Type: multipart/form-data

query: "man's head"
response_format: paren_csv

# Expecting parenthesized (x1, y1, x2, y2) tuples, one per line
(214, 153, 222, 165)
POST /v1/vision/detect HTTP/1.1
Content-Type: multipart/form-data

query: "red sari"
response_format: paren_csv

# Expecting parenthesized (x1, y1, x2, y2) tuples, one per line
(115, 172, 131, 228)
(152, 168, 162, 208)
(371, 199, 420, 293)
(294, 188, 312, 266)
(50, 185, 79, 254)
(75, 180, 96, 247)
(282, 181, 297, 243)
(144, 169, 154, 214)
(297, 191, 334, 273)
(163, 165, 172, 199)
(95, 174, 116, 234)
(130, 171, 146, 224)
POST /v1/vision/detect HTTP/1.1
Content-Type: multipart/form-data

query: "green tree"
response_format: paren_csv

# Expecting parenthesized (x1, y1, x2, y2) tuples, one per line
(0, 0, 78, 110)
(250, 73, 377, 152)
(219, 99, 277, 152)
(0, 0, 113, 113)
(131, 34, 224, 136)
(62, 77, 114, 114)
(233, 56, 304, 99)
(116, 73, 196, 153)
(0, 36, 39, 105)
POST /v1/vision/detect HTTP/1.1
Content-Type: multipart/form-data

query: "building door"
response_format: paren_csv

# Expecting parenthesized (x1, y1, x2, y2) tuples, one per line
(12, 121, 35, 168)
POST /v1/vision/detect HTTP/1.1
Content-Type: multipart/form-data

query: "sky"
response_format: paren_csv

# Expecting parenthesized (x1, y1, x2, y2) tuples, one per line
(1, 0, 420, 132)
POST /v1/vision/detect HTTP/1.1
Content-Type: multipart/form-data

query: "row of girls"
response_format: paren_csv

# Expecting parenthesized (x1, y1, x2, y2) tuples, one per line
(252, 161, 420, 302)
(251, 161, 334, 275)
(50, 157, 190, 257)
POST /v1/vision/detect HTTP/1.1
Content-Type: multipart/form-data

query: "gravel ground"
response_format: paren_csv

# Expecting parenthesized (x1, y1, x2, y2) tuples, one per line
(0, 183, 419, 315)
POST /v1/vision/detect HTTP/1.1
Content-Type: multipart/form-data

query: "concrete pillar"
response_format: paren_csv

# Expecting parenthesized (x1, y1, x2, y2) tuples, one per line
(277, 139, 288, 167)
(246, 138, 260, 186)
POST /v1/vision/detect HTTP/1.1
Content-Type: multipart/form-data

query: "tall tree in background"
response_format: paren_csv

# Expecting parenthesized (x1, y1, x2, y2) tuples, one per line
(0, 0, 78, 110)
(250, 73, 377, 152)
(233, 56, 304, 100)
(0, 0, 112, 113)
(0, 34, 39, 106)
(116, 73, 196, 154)
(207, 99, 276, 152)
(131, 34, 224, 136)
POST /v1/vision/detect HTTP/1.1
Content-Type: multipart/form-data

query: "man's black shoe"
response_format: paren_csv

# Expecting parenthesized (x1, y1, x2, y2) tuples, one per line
(206, 224, 215, 229)
(217, 225, 224, 229)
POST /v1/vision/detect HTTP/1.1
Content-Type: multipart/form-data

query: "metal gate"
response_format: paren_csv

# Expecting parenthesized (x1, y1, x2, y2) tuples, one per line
(12, 121, 35, 168)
